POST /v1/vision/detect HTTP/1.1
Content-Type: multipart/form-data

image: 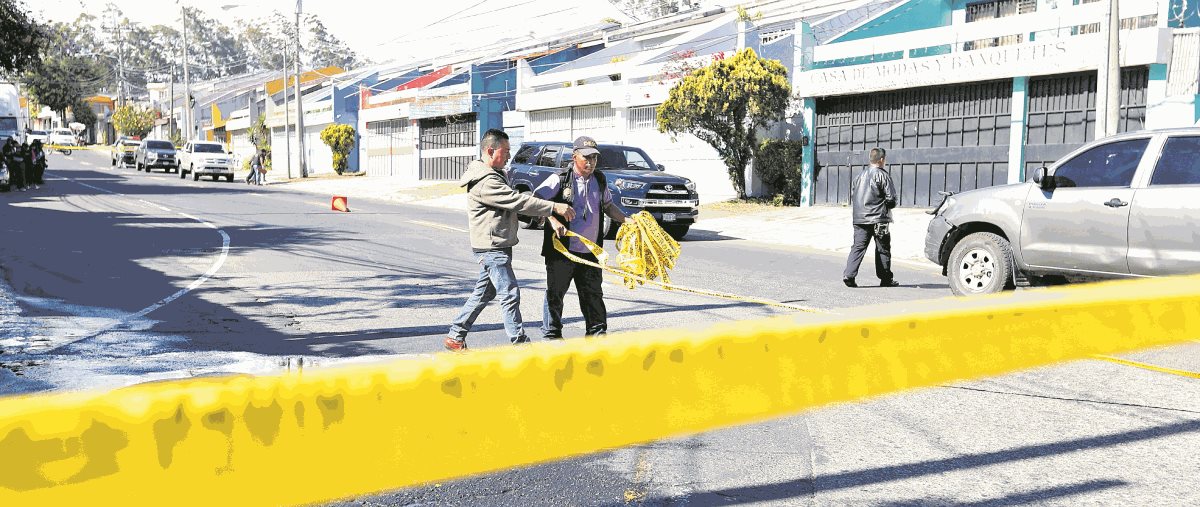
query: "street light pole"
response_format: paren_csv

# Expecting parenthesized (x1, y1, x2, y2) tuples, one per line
(283, 42, 293, 179)
(294, 0, 308, 178)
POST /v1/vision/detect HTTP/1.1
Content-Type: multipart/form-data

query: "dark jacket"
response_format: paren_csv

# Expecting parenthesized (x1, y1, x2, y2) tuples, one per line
(541, 169, 608, 259)
(851, 164, 897, 224)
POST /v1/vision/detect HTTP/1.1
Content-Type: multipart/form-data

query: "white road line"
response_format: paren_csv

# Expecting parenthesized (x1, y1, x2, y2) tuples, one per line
(49, 170, 231, 325)
(408, 219, 467, 233)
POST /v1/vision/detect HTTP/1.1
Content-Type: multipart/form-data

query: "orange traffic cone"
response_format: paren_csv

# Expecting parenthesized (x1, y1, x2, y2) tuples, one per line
(332, 196, 350, 212)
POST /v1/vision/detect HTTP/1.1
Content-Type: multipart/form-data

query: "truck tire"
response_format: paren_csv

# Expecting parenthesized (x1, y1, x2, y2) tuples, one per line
(947, 232, 1015, 296)
(664, 225, 689, 240)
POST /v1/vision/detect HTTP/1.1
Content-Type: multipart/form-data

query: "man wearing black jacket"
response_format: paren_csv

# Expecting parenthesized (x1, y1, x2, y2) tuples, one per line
(843, 147, 899, 288)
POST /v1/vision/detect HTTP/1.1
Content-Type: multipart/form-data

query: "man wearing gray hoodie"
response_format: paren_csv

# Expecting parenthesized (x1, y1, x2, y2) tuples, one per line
(446, 129, 576, 351)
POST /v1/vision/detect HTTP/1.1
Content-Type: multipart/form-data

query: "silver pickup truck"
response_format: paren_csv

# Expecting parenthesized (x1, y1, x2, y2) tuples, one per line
(926, 127, 1200, 296)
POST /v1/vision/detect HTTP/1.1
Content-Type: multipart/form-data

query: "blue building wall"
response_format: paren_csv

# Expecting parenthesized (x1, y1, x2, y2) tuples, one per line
(333, 68, 430, 172)
(831, 0, 953, 43)
(471, 45, 606, 139)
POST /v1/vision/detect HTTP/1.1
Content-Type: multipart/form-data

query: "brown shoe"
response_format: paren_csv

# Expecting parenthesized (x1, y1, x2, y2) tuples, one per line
(444, 336, 467, 351)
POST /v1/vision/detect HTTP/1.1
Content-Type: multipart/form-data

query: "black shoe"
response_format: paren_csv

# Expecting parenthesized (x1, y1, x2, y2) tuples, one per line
(843, 278, 857, 288)
(879, 279, 900, 287)
(542, 333, 563, 341)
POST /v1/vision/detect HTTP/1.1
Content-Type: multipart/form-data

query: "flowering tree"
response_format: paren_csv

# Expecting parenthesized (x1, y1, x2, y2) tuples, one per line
(657, 48, 790, 198)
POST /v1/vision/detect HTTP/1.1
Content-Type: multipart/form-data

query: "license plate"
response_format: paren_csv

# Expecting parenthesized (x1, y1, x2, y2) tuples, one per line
(663, 213, 676, 222)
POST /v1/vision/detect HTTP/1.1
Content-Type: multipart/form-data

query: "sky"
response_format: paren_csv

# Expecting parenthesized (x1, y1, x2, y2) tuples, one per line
(32, 0, 647, 66)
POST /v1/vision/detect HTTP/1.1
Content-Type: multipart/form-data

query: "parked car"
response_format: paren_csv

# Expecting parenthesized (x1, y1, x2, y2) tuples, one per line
(179, 140, 236, 182)
(926, 127, 1200, 296)
(49, 128, 77, 146)
(26, 129, 48, 145)
(135, 139, 179, 173)
(508, 141, 699, 239)
(111, 139, 141, 168)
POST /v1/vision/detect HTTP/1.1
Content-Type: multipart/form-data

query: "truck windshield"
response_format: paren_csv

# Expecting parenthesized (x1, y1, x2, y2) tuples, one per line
(193, 144, 224, 153)
(596, 146, 656, 172)
(0, 118, 16, 132)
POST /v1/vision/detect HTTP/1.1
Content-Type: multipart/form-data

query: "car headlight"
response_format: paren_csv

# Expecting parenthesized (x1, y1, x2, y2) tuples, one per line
(614, 178, 646, 191)
(684, 180, 695, 192)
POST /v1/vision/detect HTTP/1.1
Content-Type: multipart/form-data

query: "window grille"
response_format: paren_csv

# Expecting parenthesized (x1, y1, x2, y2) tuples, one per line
(627, 105, 658, 131)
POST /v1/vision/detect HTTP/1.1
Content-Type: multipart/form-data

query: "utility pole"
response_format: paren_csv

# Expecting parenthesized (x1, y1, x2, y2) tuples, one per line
(169, 63, 175, 141)
(283, 43, 293, 179)
(182, 7, 192, 141)
(1096, 0, 1121, 138)
(294, 0, 308, 178)
(117, 21, 125, 107)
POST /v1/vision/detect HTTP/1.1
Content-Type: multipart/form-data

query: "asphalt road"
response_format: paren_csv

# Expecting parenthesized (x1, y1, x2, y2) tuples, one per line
(2, 150, 1197, 505)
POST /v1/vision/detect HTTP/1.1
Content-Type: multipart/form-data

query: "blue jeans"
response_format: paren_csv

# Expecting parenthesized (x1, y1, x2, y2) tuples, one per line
(448, 248, 529, 343)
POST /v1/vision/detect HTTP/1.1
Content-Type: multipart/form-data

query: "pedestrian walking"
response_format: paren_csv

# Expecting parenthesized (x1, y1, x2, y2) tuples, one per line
(843, 147, 899, 288)
(246, 148, 267, 186)
(534, 136, 627, 339)
(29, 139, 46, 187)
(445, 129, 576, 351)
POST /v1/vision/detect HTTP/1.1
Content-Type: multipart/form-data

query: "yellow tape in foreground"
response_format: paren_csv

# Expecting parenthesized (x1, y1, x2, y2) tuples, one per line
(2, 275, 1199, 505)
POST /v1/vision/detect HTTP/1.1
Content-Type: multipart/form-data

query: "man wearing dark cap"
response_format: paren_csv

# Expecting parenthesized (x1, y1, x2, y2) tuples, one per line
(533, 136, 627, 338)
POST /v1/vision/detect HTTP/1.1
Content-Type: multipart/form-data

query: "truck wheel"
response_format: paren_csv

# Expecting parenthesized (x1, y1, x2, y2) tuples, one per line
(664, 225, 689, 240)
(225, 175, 233, 182)
(947, 232, 1015, 296)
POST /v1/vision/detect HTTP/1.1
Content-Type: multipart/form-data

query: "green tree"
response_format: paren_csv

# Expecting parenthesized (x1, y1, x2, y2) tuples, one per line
(23, 56, 104, 126)
(111, 105, 155, 138)
(248, 114, 270, 151)
(70, 101, 98, 137)
(320, 123, 355, 175)
(0, 0, 48, 73)
(657, 48, 791, 198)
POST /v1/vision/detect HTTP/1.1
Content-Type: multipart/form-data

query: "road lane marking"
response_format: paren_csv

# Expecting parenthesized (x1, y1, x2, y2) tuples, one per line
(1093, 355, 1200, 380)
(408, 219, 466, 233)
(48, 170, 231, 325)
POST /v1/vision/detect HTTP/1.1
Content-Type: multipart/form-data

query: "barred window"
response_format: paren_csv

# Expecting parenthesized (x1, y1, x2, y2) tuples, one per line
(572, 104, 614, 130)
(529, 108, 571, 134)
(627, 105, 658, 131)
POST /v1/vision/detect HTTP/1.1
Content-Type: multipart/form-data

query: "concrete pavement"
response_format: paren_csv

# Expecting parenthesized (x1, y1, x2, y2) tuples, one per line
(269, 173, 940, 266)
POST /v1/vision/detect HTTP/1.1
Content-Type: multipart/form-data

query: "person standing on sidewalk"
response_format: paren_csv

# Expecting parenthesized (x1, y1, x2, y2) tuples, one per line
(445, 129, 576, 351)
(29, 140, 46, 187)
(843, 147, 899, 288)
(535, 136, 626, 339)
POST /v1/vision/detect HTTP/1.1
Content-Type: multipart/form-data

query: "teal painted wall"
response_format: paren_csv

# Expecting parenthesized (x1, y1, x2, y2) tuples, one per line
(832, 0, 953, 43)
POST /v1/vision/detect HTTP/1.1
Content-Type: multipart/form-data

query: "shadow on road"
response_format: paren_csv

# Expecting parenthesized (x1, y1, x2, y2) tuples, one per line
(638, 419, 1200, 506)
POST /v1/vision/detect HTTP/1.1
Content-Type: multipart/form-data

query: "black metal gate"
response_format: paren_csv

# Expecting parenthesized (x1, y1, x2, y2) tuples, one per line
(814, 80, 1013, 208)
(419, 114, 478, 181)
(1022, 66, 1148, 177)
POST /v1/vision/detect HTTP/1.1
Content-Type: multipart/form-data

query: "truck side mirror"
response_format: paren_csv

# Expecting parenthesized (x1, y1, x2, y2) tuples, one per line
(1032, 167, 1055, 191)
(656, 163, 665, 171)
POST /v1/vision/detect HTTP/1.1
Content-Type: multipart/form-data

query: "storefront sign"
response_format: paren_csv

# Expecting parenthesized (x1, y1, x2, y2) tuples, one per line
(798, 31, 1166, 97)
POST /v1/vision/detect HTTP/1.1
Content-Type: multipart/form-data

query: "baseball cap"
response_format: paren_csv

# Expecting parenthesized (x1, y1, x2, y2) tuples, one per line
(573, 136, 600, 157)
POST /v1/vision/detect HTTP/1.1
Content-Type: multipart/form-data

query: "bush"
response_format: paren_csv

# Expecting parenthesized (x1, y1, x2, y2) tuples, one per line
(755, 139, 805, 205)
(320, 124, 355, 175)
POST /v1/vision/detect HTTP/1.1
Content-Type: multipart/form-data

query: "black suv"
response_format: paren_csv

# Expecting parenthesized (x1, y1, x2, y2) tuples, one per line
(509, 141, 699, 239)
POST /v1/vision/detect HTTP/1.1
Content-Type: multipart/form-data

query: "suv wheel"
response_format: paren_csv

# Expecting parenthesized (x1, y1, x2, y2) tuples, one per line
(664, 225, 689, 241)
(947, 232, 1015, 296)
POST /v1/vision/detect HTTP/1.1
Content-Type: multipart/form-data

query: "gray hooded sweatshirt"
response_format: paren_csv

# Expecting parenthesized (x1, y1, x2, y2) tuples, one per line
(460, 160, 556, 250)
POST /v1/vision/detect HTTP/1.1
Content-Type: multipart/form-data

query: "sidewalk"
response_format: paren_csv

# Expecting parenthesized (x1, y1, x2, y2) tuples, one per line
(268, 174, 937, 266)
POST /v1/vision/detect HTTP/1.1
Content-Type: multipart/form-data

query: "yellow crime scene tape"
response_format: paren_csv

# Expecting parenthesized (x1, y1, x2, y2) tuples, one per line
(1, 273, 1199, 505)
(551, 211, 826, 313)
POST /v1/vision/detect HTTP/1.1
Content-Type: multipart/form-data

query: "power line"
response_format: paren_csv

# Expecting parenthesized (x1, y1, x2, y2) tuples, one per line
(376, 0, 492, 47)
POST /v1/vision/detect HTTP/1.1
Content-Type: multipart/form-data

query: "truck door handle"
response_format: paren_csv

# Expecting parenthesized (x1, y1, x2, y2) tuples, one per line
(1104, 198, 1129, 208)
